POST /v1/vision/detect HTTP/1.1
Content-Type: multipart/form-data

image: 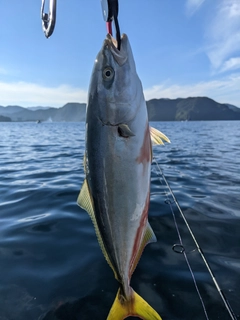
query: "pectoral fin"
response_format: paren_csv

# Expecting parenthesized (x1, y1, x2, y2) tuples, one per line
(118, 124, 135, 138)
(150, 126, 171, 145)
(77, 180, 118, 279)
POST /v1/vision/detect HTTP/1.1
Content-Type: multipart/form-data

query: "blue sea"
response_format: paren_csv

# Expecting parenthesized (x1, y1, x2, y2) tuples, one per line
(0, 121, 239, 320)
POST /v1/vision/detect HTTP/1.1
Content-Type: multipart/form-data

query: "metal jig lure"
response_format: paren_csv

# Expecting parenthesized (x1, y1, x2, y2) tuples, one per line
(41, 0, 57, 38)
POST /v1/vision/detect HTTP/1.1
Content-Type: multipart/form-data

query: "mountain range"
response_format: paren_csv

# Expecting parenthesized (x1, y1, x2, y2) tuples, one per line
(0, 97, 240, 122)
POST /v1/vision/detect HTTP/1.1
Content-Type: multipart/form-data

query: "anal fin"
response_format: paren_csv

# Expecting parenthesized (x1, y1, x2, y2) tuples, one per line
(130, 222, 157, 276)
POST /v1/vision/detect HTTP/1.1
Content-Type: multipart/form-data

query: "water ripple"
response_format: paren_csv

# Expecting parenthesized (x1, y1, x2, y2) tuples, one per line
(0, 121, 239, 320)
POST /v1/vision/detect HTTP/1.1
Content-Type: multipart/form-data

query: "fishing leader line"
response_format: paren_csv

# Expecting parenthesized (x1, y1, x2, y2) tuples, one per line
(152, 157, 238, 320)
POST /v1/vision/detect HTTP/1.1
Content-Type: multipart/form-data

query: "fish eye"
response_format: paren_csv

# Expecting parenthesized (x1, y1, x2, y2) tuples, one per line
(103, 67, 114, 81)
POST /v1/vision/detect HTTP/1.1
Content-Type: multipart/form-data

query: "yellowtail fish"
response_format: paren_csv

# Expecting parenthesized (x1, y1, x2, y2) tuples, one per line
(78, 33, 170, 320)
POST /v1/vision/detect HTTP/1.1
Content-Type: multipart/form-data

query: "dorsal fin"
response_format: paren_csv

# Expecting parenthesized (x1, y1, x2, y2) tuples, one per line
(77, 179, 118, 280)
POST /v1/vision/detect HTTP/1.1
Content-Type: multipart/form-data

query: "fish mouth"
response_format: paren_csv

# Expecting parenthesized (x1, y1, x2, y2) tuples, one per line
(105, 33, 127, 66)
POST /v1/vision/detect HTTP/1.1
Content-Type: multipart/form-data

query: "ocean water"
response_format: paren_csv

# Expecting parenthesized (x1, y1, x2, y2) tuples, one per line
(0, 121, 239, 320)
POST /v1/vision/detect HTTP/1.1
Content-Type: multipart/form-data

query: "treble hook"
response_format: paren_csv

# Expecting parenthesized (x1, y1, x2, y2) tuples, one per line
(41, 0, 57, 38)
(101, 0, 121, 50)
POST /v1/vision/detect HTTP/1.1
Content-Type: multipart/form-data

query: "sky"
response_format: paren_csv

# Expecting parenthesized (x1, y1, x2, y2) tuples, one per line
(0, 0, 239, 108)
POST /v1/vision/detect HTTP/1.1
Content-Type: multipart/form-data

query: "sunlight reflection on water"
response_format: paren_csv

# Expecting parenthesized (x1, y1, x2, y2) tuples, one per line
(17, 213, 51, 223)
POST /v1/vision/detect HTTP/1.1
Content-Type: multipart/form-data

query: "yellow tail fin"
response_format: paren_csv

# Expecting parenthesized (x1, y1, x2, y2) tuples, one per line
(107, 287, 162, 320)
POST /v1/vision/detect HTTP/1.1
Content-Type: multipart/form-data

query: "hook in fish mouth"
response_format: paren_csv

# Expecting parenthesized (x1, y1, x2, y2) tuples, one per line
(105, 34, 128, 65)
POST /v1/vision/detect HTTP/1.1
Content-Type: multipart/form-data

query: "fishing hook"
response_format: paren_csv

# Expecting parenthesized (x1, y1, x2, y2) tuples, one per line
(41, 0, 57, 38)
(101, 0, 121, 50)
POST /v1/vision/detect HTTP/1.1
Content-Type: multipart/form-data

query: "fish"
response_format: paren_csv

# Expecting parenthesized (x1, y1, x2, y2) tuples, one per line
(77, 33, 170, 320)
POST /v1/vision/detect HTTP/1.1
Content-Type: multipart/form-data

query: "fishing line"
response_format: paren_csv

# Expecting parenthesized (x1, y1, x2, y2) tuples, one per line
(153, 158, 209, 320)
(167, 197, 210, 320)
(153, 157, 238, 320)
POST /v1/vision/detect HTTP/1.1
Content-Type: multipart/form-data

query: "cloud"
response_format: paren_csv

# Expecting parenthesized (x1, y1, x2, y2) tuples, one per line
(143, 74, 240, 107)
(220, 57, 240, 73)
(206, 0, 240, 72)
(0, 81, 88, 107)
(1, 75, 239, 110)
(185, 0, 206, 16)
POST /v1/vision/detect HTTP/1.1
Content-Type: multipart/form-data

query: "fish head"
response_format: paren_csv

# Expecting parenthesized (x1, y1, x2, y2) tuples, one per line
(88, 33, 143, 125)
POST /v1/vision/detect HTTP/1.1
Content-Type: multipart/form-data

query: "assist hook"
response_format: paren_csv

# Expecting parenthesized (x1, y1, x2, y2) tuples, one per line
(101, 0, 121, 50)
(41, 0, 57, 38)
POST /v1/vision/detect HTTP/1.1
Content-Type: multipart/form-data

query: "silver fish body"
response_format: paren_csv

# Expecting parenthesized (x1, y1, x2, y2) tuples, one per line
(78, 34, 166, 320)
